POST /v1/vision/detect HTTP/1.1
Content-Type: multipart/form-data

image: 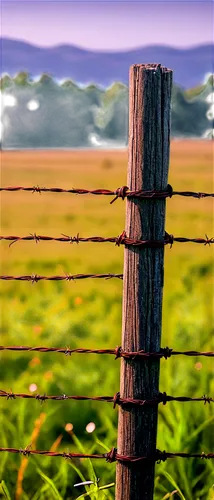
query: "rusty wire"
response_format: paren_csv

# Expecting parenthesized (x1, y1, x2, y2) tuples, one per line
(0, 390, 212, 406)
(0, 345, 213, 358)
(0, 273, 123, 283)
(0, 231, 213, 248)
(0, 184, 213, 202)
(0, 446, 213, 463)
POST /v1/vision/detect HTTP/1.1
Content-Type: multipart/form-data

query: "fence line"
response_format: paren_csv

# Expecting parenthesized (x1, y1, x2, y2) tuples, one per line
(0, 345, 213, 358)
(0, 390, 212, 406)
(0, 184, 213, 201)
(0, 232, 213, 248)
(0, 447, 213, 463)
(1, 62, 213, 499)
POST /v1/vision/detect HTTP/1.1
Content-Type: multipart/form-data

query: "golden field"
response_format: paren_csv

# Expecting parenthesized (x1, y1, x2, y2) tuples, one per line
(0, 140, 213, 499)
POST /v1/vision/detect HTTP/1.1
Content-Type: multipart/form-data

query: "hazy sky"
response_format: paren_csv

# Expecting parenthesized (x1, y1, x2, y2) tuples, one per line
(1, 1, 213, 50)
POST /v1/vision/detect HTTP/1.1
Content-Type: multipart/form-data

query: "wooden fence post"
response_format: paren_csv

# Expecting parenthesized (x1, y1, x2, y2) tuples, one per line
(116, 63, 173, 500)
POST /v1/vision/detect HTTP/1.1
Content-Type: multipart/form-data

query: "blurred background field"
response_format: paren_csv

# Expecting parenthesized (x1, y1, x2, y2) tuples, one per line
(0, 140, 213, 499)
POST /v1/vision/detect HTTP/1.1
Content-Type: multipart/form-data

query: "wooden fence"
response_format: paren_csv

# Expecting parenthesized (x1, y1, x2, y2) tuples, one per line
(0, 63, 213, 500)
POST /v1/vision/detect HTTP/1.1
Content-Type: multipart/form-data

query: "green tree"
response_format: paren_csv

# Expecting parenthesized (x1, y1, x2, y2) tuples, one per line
(56, 80, 82, 147)
(36, 73, 55, 90)
(200, 75, 214, 136)
(0, 74, 12, 92)
(172, 85, 201, 137)
(14, 71, 33, 87)
(185, 75, 214, 137)
(80, 85, 102, 147)
(0, 78, 19, 146)
(97, 83, 128, 146)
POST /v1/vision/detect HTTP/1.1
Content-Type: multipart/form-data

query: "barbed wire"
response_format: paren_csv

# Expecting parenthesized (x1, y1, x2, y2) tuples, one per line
(0, 446, 213, 463)
(0, 184, 213, 203)
(1, 180, 213, 477)
(0, 273, 123, 283)
(0, 390, 212, 407)
(0, 345, 213, 358)
(0, 232, 213, 248)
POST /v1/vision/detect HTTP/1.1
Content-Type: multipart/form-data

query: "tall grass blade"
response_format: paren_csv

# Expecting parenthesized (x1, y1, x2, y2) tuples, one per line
(36, 468, 63, 500)
(72, 433, 97, 484)
(75, 482, 114, 499)
(0, 481, 12, 500)
(162, 471, 186, 500)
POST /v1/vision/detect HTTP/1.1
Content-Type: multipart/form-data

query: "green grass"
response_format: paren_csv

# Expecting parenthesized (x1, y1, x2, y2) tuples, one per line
(0, 142, 213, 499)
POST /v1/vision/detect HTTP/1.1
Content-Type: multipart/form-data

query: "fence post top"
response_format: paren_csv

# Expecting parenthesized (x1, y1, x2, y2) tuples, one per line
(130, 62, 172, 73)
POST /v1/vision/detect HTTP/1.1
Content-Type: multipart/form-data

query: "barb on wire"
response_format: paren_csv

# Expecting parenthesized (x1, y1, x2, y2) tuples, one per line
(0, 390, 212, 406)
(0, 273, 123, 283)
(164, 232, 214, 247)
(0, 184, 213, 202)
(0, 345, 213, 358)
(0, 232, 213, 248)
(159, 393, 213, 405)
(0, 446, 213, 463)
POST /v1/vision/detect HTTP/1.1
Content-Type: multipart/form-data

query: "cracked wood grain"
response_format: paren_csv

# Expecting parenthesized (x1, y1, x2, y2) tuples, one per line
(116, 63, 173, 500)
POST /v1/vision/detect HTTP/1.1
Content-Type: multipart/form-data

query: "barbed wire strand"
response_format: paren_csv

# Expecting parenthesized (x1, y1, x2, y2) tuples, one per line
(0, 390, 212, 406)
(0, 273, 123, 283)
(0, 345, 213, 358)
(0, 232, 213, 248)
(0, 446, 213, 463)
(0, 184, 213, 202)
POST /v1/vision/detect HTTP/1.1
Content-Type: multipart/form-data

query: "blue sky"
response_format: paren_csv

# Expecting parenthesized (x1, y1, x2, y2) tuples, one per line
(1, 1, 213, 50)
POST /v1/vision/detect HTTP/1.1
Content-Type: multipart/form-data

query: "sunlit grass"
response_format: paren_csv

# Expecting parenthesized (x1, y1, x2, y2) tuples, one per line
(0, 141, 213, 499)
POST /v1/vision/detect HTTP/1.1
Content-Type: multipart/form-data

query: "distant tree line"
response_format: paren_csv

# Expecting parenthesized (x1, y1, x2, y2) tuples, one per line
(0, 73, 213, 149)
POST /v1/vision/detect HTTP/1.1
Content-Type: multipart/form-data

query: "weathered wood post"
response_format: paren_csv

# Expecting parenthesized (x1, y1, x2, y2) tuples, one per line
(116, 64, 173, 500)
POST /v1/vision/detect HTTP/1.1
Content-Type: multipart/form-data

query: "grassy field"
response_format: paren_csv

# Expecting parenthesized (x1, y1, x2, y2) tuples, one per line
(0, 141, 213, 500)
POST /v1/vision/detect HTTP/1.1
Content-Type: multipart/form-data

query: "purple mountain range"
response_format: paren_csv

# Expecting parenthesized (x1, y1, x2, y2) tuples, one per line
(1, 38, 213, 89)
